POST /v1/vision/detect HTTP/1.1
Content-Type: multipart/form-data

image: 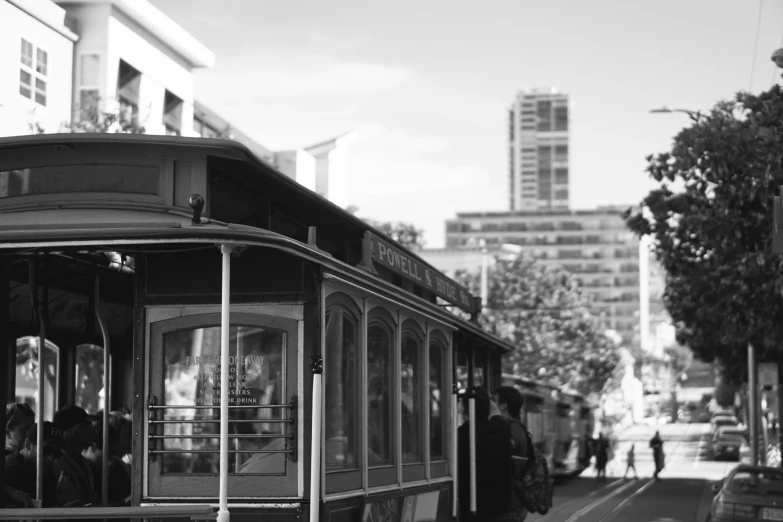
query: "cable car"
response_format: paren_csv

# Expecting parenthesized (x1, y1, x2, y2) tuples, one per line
(0, 134, 514, 521)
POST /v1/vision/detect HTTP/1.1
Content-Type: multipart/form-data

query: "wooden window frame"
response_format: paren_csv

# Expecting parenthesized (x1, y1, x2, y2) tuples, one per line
(366, 307, 398, 488)
(323, 292, 363, 494)
(400, 318, 425, 483)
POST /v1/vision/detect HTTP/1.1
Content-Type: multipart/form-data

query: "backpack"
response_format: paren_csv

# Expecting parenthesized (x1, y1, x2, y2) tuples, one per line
(513, 423, 553, 515)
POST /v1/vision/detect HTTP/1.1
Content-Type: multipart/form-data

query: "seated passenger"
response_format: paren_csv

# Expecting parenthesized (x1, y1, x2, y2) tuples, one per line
(52, 405, 98, 507)
(2, 484, 32, 508)
(108, 410, 133, 470)
(5, 403, 34, 459)
(6, 422, 63, 507)
(82, 422, 130, 505)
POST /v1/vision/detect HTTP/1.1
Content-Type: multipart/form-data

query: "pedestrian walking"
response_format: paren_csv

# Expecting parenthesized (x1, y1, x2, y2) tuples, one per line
(649, 431, 664, 480)
(623, 444, 637, 479)
(594, 433, 608, 481)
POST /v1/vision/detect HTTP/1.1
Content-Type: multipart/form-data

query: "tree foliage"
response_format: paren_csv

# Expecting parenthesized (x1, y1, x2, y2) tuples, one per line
(346, 206, 426, 251)
(455, 253, 620, 396)
(370, 221, 426, 251)
(624, 86, 783, 384)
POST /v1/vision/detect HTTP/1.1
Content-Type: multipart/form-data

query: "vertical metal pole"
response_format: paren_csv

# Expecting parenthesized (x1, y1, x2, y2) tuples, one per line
(467, 342, 476, 514)
(36, 315, 45, 503)
(95, 275, 111, 507)
(451, 343, 458, 518)
(778, 362, 783, 466)
(309, 355, 323, 522)
(29, 259, 45, 504)
(217, 245, 232, 522)
(234, 327, 243, 473)
(749, 342, 759, 466)
(0, 262, 8, 495)
(480, 240, 488, 315)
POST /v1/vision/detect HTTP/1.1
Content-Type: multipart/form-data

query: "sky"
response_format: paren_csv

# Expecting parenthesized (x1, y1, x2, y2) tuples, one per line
(153, 0, 783, 248)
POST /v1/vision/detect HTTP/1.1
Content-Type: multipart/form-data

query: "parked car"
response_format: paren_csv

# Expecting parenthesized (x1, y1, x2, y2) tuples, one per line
(711, 427, 746, 461)
(707, 465, 783, 522)
(711, 416, 739, 436)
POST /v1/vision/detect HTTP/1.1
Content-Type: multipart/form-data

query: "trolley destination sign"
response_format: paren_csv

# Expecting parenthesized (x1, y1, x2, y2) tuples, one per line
(366, 232, 477, 313)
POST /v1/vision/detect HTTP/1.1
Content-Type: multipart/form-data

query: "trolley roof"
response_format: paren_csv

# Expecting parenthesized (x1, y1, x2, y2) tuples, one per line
(0, 133, 513, 353)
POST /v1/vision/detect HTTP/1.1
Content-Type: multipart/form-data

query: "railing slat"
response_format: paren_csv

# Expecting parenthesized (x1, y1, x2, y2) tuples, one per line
(0, 505, 216, 520)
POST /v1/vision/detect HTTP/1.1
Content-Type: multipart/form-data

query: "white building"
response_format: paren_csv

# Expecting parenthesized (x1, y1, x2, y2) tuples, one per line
(56, 0, 215, 136)
(0, 0, 77, 136)
(508, 88, 570, 211)
(2, 0, 349, 198)
(425, 207, 643, 346)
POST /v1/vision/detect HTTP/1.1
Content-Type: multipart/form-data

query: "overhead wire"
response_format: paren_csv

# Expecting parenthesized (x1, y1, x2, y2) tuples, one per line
(750, 0, 765, 91)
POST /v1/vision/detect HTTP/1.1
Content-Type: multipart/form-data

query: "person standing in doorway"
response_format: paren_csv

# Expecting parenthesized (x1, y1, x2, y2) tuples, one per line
(623, 444, 637, 480)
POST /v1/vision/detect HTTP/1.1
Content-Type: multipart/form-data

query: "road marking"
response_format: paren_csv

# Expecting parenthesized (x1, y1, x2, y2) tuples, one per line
(595, 478, 656, 522)
(537, 478, 627, 521)
(562, 478, 641, 522)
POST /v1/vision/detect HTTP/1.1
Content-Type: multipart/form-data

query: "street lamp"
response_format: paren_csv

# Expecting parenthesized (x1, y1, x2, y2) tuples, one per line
(771, 48, 783, 70)
(649, 106, 702, 121)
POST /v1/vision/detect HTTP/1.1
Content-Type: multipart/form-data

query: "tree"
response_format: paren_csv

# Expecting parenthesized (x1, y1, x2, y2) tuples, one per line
(623, 86, 783, 384)
(346, 206, 426, 251)
(455, 253, 620, 397)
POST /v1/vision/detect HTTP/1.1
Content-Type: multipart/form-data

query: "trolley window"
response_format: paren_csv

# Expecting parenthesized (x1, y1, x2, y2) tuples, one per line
(429, 333, 447, 461)
(401, 319, 425, 483)
(0, 164, 159, 199)
(146, 311, 299, 498)
(324, 293, 362, 493)
(15, 336, 59, 420)
(401, 321, 423, 465)
(429, 330, 450, 479)
(367, 307, 397, 487)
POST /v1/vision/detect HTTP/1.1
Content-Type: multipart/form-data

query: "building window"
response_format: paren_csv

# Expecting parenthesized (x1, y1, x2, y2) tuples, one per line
(555, 168, 568, 184)
(117, 60, 141, 128)
(401, 323, 423, 464)
(555, 106, 568, 131)
(19, 39, 47, 106)
(78, 54, 100, 122)
(509, 110, 515, 141)
(163, 90, 184, 136)
(555, 145, 568, 162)
(537, 100, 552, 131)
(324, 295, 361, 471)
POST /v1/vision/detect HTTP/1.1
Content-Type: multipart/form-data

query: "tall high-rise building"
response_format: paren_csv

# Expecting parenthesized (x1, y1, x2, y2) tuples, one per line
(508, 88, 570, 211)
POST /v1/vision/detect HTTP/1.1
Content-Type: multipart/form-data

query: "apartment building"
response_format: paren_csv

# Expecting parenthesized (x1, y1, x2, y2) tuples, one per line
(508, 88, 570, 211)
(56, 0, 215, 136)
(424, 207, 645, 346)
(0, 0, 77, 136)
(2, 0, 349, 197)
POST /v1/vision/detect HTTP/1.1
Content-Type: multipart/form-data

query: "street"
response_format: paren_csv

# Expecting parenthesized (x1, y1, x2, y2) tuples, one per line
(527, 422, 738, 522)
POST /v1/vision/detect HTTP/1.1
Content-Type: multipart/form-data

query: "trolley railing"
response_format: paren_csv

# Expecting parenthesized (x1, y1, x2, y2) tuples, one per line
(147, 397, 298, 462)
(0, 504, 217, 520)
